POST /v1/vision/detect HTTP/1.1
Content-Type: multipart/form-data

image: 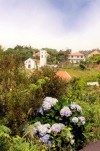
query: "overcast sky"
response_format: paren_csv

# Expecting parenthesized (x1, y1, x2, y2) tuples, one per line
(0, 0, 100, 51)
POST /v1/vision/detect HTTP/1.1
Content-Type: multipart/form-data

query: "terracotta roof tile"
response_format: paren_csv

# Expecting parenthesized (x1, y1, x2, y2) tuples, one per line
(33, 59, 40, 63)
(56, 70, 72, 81)
(90, 50, 100, 55)
(68, 52, 84, 56)
(33, 52, 51, 57)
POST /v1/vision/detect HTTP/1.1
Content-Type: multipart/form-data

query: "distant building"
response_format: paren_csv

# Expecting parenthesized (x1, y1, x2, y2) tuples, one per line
(87, 50, 100, 58)
(68, 52, 85, 63)
(24, 50, 47, 69)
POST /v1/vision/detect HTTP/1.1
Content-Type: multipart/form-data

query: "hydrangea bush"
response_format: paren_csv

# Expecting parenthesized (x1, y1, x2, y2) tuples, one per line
(27, 97, 86, 150)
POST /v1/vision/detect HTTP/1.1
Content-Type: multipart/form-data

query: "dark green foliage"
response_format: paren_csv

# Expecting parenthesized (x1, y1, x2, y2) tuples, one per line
(5, 45, 39, 62)
(0, 46, 100, 150)
(86, 54, 100, 64)
(43, 48, 58, 56)
(79, 63, 86, 70)
(0, 54, 43, 134)
(0, 53, 69, 135)
(40, 66, 69, 98)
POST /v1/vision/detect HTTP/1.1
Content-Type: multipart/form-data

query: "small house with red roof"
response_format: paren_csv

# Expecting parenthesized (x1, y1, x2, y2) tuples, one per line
(68, 52, 85, 63)
(87, 50, 100, 58)
(24, 58, 40, 69)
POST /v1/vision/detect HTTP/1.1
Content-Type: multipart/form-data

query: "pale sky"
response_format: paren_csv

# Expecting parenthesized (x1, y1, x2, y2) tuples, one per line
(0, 0, 100, 51)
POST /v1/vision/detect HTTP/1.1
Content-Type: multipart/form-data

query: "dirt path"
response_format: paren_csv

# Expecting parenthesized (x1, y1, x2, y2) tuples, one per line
(80, 141, 100, 151)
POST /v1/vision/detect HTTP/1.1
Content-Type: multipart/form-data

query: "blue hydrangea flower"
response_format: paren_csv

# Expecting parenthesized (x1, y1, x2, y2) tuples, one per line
(42, 97, 58, 110)
(51, 123, 65, 133)
(60, 106, 72, 117)
(70, 103, 82, 112)
(40, 134, 50, 143)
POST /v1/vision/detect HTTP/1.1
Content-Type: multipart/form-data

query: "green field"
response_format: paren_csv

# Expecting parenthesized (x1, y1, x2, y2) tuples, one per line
(64, 68, 100, 78)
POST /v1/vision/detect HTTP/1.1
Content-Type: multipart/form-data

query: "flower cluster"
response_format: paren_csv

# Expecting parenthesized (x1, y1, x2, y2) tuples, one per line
(78, 116, 86, 125)
(42, 97, 58, 110)
(70, 103, 82, 112)
(72, 116, 86, 125)
(33, 122, 66, 143)
(40, 134, 51, 143)
(33, 97, 86, 149)
(51, 123, 65, 133)
(60, 106, 72, 117)
(72, 117, 79, 123)
(33, 122, 51, 137)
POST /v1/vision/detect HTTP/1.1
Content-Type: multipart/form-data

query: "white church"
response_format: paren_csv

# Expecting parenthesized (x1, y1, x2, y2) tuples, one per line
(24, 49, 47, 69)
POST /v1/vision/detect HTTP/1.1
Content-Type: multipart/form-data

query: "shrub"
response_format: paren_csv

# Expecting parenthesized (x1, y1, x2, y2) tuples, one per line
(79, 63, 86, 70)
(0, 125, 11, 151)
(76, 100, 100, 143)
(8, 136, 45, 151)
(0, 125, 47, 151)
(25, 97, 86, 151)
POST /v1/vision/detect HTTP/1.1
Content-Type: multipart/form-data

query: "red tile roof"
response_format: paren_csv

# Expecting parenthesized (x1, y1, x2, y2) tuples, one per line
(33, 59, 40, 64)
(68, 52, 84, 56)
(33, 52, 40, 56)
(33, 52, 51, 57)
(90, 50, 100, 55)
(88, 50, 100, 57)
(56, 70, 72, 81)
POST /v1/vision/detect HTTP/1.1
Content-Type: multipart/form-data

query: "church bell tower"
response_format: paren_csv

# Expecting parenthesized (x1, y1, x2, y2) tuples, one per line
(40, 49, 47, 67)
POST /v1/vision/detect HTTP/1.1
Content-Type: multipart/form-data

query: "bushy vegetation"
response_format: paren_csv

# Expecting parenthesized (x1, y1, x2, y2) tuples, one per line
(0, 47, 100, 150)
(0, 125, 46, 151)
(87, 54, 100, 64)
(0, 51, 69, 135)
(25, 97, 86, 151)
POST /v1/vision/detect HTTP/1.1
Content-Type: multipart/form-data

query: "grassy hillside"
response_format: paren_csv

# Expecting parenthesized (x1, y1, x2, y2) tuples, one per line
(64, 68, 100, 78)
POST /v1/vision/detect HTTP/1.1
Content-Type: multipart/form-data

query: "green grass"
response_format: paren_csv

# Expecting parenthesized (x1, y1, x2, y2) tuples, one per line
(64, 68, 100, 78)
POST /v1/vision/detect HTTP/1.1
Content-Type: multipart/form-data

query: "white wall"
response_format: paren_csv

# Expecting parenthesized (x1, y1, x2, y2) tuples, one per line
(24, 58, 36, 69)
(40, 50, 47, 67)
(68, 55, 85, 63)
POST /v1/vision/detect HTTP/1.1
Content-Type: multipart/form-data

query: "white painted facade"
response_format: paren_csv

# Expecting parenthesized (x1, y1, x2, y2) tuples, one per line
(24, 50, 47, 69)
(68, 52, 85, 63)
(40, 50, 47, 67)
(24, 58, 36, 69)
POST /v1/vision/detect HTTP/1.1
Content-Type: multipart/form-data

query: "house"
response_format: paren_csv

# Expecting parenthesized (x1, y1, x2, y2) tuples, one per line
(68, 52, 85, 63)
(56, 70, 72, 81)
(24, 50, 47, 69)
(87, 50, 100, 58)
(24, 58, 39, 69)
